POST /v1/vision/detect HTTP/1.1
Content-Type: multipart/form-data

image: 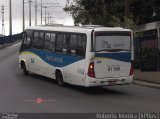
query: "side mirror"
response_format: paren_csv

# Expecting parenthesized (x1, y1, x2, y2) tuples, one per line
(62, 48, 67, 54)
(71, 50, 76, 55)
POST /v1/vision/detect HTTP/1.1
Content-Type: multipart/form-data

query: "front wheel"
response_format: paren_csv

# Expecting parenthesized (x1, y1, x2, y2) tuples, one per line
(56, 71, 65, 86)
(22, 63, 29, 75)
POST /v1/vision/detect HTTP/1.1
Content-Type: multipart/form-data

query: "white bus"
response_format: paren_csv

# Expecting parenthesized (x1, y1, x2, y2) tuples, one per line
(19, 25, 134, 87)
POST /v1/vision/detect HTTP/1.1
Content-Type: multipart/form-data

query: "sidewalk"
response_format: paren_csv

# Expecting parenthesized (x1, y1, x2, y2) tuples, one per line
(133, 70, 160, 89)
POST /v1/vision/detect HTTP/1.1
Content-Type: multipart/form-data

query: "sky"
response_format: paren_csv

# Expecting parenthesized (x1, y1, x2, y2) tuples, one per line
(0, 0, 74, 36)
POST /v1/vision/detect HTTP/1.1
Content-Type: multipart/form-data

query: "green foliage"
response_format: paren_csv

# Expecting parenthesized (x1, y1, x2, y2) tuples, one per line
(131, 0, 160, 24)
(134, 59, 140, 69)
(64, 0, 160, 27)
(140, 48, 160, 71)
(121, 16, 137, 29)
(64, 0, 124, 27)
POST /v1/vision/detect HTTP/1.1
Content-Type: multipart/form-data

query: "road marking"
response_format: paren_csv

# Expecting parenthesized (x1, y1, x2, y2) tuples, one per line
(25, 97, 56, 104)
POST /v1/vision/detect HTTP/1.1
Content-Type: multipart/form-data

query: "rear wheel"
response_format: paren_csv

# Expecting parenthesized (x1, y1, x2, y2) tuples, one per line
(56, 71, 65, 86)
(21, 62, 29, 75)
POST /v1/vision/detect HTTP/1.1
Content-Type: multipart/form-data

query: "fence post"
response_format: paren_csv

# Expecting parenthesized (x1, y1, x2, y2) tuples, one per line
(158, 27, 160, 71)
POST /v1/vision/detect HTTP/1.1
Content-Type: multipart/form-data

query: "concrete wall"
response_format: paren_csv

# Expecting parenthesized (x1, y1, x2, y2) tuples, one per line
(134, 70, 160, 84)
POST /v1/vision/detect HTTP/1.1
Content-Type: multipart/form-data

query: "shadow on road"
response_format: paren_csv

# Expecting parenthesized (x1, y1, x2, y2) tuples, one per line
(66, 85, 127, 95)
(24, 73, 128, 96)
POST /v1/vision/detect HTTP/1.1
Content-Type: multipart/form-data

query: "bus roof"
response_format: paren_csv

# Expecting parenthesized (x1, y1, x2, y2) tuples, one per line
(26, 25, 131, 33)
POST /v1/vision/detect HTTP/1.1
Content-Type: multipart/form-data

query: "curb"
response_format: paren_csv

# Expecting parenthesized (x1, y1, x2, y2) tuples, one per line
(133, 80, 160, 89)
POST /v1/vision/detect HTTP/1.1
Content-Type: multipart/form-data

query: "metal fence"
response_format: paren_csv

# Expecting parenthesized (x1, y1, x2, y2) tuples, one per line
(134, 37, 160, 71)
(0, 33, 22, 45)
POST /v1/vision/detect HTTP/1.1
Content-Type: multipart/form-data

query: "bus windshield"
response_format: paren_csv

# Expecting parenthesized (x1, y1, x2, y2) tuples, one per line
(95, 32, 131, 52)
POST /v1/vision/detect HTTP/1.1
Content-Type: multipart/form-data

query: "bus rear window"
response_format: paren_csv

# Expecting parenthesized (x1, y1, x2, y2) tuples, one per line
(95, 32, 131, 52)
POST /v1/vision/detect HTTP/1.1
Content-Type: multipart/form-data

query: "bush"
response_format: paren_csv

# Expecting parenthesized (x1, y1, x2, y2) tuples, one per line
(140, 48, 160, 71)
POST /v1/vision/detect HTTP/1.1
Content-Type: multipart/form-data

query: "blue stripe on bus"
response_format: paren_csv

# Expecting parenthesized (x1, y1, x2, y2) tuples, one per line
(95, 52, 131, 62)
(25, 49, 84, 67)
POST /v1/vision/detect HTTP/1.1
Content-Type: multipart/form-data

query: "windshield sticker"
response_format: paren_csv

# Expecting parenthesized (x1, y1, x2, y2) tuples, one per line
(96, 36, 130, 51)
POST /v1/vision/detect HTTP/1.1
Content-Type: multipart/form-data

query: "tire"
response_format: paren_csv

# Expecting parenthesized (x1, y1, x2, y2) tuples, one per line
(22, 63, 29, 75)
(56, 71, 65, 86)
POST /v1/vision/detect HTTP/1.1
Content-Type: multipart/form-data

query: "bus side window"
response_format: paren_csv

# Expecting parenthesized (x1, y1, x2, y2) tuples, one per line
(32, 31, 44, 50)
(44, 32, 56, 51)
(44, 33, 51, 51)
(55, 34, 68, 53)
(69, 35, 77, 55)
(69, 34, 86, 57)
(51, 33, 56, 51)
(20, 31, 32, 51)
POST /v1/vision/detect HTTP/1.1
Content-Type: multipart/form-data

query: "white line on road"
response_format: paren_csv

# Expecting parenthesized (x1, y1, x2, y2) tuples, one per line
(25, 98, 56, 104)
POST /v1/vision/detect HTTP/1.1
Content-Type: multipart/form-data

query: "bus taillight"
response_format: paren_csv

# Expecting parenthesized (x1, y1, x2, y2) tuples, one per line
(88, 62, 96, 78)
(129, 60, 134, 76)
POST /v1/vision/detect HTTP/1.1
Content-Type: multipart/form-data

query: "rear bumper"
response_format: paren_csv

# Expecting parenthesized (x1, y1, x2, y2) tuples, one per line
(85, 75, 133, 87)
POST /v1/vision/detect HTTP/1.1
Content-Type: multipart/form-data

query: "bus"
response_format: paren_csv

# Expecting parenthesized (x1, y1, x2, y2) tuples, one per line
(19, 25, 134, 87)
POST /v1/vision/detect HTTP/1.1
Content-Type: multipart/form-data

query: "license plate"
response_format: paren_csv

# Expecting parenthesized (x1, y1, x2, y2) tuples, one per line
(108, 80, 117, 85)
(107, 65, 120, 72)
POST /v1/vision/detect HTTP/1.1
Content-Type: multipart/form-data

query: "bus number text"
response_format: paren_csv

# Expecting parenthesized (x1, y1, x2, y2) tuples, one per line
(108, 65, 120, 72)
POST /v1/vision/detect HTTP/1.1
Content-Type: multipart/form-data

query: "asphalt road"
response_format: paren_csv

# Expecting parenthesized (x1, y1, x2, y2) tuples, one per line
(0, 43, 160, 113)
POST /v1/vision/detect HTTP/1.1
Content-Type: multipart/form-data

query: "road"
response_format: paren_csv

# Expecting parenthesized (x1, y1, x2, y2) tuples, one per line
(0, 43, 160, 113)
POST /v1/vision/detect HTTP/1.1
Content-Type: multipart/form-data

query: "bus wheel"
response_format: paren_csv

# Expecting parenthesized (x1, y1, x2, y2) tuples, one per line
(21, 62, 29, 75)
(56, 71, 65, 86)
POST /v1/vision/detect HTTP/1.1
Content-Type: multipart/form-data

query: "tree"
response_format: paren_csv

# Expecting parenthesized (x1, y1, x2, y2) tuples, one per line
(131, 0, 160, 24)
(64, 0, 124, 27)
(64, 0, 160, 27)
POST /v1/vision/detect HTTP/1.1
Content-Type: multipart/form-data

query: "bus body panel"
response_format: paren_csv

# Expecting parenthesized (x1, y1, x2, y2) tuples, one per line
(19, 51, 56, 79)
(19, 48, 87, 86)
(92, 29, 133, 81)
(94, 55, 131, 78)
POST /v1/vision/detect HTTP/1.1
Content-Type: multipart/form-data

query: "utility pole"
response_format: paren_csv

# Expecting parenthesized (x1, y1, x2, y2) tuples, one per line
(1, 5, 5, 35)
(41, 0, 42, 25)
(34, 1, 60, 25)
(29, 0, 32, 26)
(35, 0, 37, 26)
(47, 13, 51, 24)
(44, 6, 47, 25)
(22, 0, 25, 31)
(49, 16, 51, 24)
(49, 16, 54, 24)
(9, 0, 12, 35)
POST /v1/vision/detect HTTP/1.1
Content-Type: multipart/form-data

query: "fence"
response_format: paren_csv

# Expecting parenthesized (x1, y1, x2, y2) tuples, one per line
(0, 33, 22, 46)
(134, 21, 160, 71)
(134, 37, 160, 71)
